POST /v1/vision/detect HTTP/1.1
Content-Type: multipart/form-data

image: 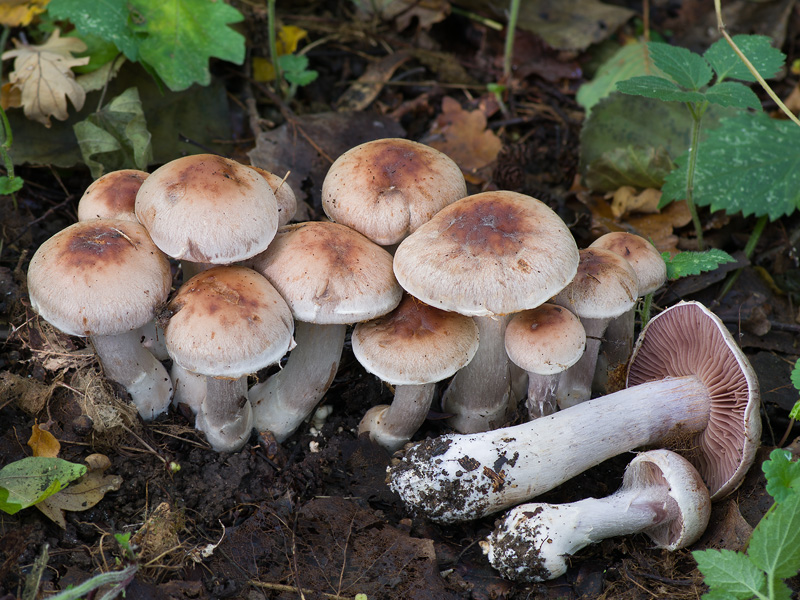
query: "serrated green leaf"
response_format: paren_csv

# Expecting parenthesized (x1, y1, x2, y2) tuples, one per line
(747, 491, 800, 579)
(705, 35, 785, 83)
(648, 42, 713, 90)
(617, 76, 707, 103)
(278, 54, 318, 86)
(661, 112, 800, 220)
(661, 249, 737, 280)
(0, 457, 87, 515)
(47, 0, 139, 61)
(692, 548, 767, 599)
(0, 176, 24, 194)
(789, 401, 800, 420)
(790, 358, 800, 394)
(700, 590, 745, 600)
(762, 448, 800, 503)
(128, 0, 245, 91)
(703, 81, 761, 110)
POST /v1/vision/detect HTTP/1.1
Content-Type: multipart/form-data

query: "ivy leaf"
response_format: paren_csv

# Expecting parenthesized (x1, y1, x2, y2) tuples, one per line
(616, 75, 706, 103)
(704, 35, 785, 83)
(762, 448, 800, 504)
(692, 548, 767, 599)
(703, 81, 761, 110)
(661, 112, 800, 220)
(0, 457, 87, 515)
(647, 42, 713, 90)
(661, 249, 736, 280)
(47, 0, 140, 61)
(747, 491, 800, 580)
(128, 0, 246, 91)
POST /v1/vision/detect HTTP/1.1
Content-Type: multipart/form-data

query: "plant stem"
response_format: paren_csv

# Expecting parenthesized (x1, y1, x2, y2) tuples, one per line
(716, 214, 767, 301)
(503, 0, 521, 80)
(684, 101, 707, 250)
(0, 104, 18, 210)
(266, 0, 284, 96)
(46, 564, 138, 600)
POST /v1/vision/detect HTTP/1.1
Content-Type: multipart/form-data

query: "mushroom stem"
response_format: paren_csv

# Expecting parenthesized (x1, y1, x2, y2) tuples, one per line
(250, 321, 346, 441)
(555, 316, 608, 409)
(358, 383, 436, 452)
(389, 375, 709, 523)
(91, 329, 173, 420)
(196, 376, 252, 452)
(442, 315, 512, 433)
(170, 362, 207, 414)
(525, 373, 561, 418)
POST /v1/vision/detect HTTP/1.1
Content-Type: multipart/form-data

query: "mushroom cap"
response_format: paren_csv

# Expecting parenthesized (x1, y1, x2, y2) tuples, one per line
(622, 449, 711, 550)
(321, 138, 467, 245)
(135, 154, 279, 264)
(163, 266, 294, 378)
(589, 232, 666, 296)
(505, 304, 586, 376)
(553, 247, 639, 320)
(27, 219, 172, 337)
(393, 191, 579, 317)
(248, 221, 402, 324)
(248, 165, 297, 226)
(352, 294, 479, 385)
(627, 301, 761, 500)
(77, 169, 148, 222)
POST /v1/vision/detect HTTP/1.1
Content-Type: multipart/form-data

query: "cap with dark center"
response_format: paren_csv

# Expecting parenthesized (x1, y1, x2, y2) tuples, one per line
(589, 232, 666, 296)
(322, 138, 467, 245)
(78, 169, 148, 222)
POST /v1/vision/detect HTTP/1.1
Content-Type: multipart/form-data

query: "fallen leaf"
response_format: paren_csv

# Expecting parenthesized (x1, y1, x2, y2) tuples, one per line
(2, 29, 90, 127)
(607, 186, 662, 218)
(36, 453, 122, 529)
(422, 96, 502, 184)
(0, 0, 49, 27)
(357, 0, 450, 31)
(336, 50, 411, 111)
(27, 424, 61, 458)
(130, 502, 182, 563)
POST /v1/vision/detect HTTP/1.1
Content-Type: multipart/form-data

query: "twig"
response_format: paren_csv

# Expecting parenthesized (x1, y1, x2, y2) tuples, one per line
(248, 581, 357, 599)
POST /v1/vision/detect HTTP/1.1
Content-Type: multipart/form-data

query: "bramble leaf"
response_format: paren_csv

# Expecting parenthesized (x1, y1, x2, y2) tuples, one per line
(692, 548, 766, 599)
(703, 81, 761, 110)
(747, 491, 800, 580)
(47, 0, 140, 61)
(762, 448, 800, 504)
(0, 457, 87, 515)
(704, 35, 785, 83)
(616, 75, 706, 103)
(647, 42, 713, 90)
(661, 249, 736, 280)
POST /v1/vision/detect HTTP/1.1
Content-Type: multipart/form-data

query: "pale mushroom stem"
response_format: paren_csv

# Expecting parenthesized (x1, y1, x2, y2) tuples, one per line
(170, 362, 207, 414)
(389, 376, 709, 522)
(442, 315, 512, 433)
(137, 319, 169, 361)
(526, 373, 561, 418)
(91, 329, 173, 420)
(555, 316, 609, 410)
(196, 377, 252, 452)
(250, 321, 346, 441)
(359, 383, 436, 452)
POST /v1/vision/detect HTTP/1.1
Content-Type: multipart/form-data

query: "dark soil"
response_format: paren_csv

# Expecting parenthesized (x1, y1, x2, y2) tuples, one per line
(2, 2, 800, 599)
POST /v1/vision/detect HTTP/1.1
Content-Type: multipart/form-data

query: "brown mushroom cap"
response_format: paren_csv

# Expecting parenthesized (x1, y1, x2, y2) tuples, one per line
(135, 154, 279, 264)
(589, 232, 666, 296)
(27, 219, 172, 337)
(163, 266, 294, 378)
(321, 138, 467, 245)
(627, 301, 761, 500)
(393, 191, 579, 317)
(352, 294, 479, 385)
(249, 221, 402, 324)
(505, 304, 586, 376)
(78, 169, 148, 222)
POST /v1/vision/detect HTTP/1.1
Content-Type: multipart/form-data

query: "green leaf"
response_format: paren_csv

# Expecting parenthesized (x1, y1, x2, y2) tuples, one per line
(278, 54, 318, 86)
(616, 75, 706, 103)
(0, 457, 87, 515)
(0, 176, 24, 194)
(790, 401, 800, 420)
(647, 42, 713, 90)
(790, 358, 800, 394)
(73, 87, 152, 179)
(692, 548, 767, 599)
(661, 112, 800, 220)
(661, 249, 737, 280)
(583, 145, 676, 191)
(747, 491, 800, 579)
(762, 448, 800, 504)
(47, 0, 140, 61)
(704, 35, 785, 83)
(703, 81, 761, 110)
(128, 0, 245, 91)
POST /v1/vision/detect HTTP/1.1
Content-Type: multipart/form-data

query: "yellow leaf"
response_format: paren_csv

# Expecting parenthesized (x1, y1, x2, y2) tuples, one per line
(253, 56, 276, 82)
(253, 26, 309, 82)
(27, 424, 61, 458)
(2, 28, 90, 127)
(0, 0, 49, 27)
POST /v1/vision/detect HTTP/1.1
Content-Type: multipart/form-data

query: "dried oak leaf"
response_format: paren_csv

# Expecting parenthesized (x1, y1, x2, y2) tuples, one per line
(2, 29, 90, 127)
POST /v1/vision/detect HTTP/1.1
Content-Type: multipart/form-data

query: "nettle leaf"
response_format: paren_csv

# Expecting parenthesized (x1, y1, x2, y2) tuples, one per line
(661, 249, 736, 280)
(0, 457, 87, 515)
(692, 548, 767, 599)
(616, 76, 706, 103)
(703, 81, 761, 110)
(705, 35, 785, 83)
(747, 491, 800, 580)
(763, 448, 800, 504)
(47, 0, 140, 61)
(128, 0, 245, 91)
(647, 42, 713, 90)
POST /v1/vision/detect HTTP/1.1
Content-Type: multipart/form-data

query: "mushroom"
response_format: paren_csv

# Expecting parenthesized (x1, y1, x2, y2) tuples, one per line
(135, 154, 279, 279)
(27, 219, 174, 419)
(77, 169, 149, 222)
(162, 266, 294, 452)
(588, 232, 667, 392)
(321, 138, 467, 246)
(247, 165, 298, 226)
(504, 304, 586, 419)
(552, 247, 639, 409)
(387, 301, 760, 523)
(481, 449, 711, 581)
(247, 221, 402, 442)
(353, 294, 479, 451)
(393, 191, 580, 433)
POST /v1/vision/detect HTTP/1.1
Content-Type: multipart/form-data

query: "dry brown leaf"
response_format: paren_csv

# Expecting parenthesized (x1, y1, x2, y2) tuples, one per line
(27, 424, 61, 458)
(2, 28, 90, 127)
(423, 96, 502, 184)
(336, 50, 411, 112)
(360, 0, 450, 31)
(607, 186, 662, 218)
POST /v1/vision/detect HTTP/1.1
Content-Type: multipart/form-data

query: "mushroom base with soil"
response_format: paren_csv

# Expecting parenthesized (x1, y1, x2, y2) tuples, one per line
(358, 384, 435, 452)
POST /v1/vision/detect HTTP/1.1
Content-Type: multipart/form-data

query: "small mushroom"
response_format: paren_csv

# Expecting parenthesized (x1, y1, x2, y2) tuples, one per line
(353, 294, 479, 451)
(77, 169, 149, 222)
(388, 301, 760, 523)
(481, 449, 711, 581)
(247, 165, 298, 226)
